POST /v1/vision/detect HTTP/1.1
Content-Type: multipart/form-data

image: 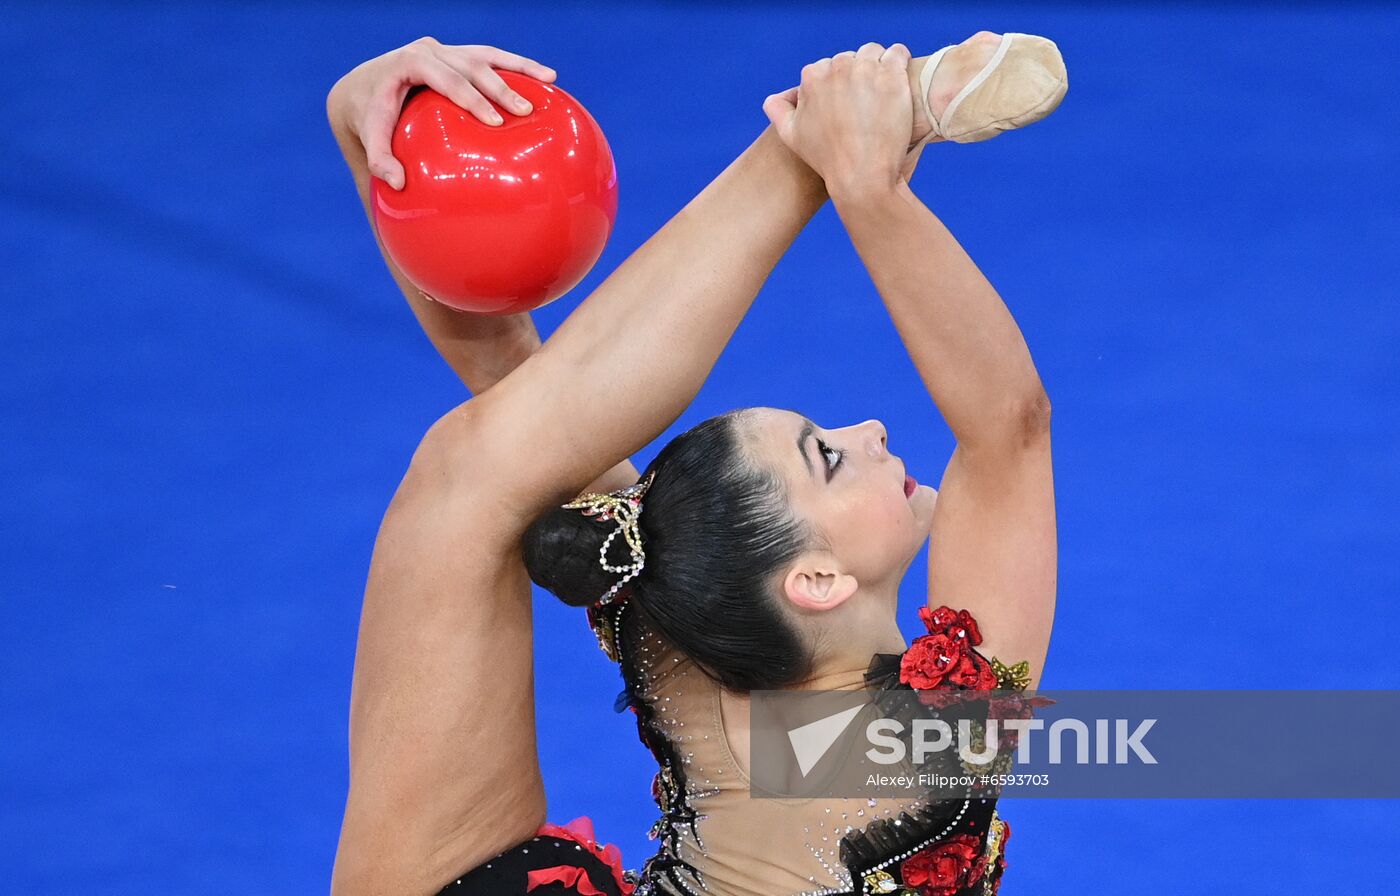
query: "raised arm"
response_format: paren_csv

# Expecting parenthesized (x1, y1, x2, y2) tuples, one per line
(327, 38, 639, 494)
(762, 47, 1057, 685)
(836, 182, 1056, 687)
(326, 38, 557, 390)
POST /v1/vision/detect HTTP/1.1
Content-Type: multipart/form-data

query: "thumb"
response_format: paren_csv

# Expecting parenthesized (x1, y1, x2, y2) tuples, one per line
(363, 88, 409, 190)
(367, 149, 406, 191)
(762, 86, 798, 136)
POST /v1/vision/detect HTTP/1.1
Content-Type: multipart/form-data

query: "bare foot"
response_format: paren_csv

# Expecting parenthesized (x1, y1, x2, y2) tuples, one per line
(907, 31, 1003, 147)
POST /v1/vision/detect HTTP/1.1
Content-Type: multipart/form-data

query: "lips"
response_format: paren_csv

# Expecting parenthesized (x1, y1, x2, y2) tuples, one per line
(904, 473, 917, 498)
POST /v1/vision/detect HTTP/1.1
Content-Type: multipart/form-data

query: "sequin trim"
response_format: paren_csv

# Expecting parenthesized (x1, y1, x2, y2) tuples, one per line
(593, 602, 1028, 896)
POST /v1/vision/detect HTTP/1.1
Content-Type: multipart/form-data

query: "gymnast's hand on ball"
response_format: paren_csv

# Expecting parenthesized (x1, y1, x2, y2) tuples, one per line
(762, 42, 913, 198)
(328, 37, 557, 190)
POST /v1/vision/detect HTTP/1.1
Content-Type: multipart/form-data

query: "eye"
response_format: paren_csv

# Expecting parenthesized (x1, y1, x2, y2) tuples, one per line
(818, 439, 844, 473)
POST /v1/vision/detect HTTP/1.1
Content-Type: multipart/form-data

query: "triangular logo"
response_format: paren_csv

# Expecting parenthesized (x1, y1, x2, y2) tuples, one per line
(787, 704, 864, 777)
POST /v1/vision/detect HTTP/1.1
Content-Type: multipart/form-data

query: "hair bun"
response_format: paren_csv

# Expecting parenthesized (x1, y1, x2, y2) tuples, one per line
(522, 502, 643, 608)
(523, 411, 814, 691)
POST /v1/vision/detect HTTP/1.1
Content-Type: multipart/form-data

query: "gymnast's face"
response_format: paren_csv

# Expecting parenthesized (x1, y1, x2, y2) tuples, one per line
(739, 407, 937, 611)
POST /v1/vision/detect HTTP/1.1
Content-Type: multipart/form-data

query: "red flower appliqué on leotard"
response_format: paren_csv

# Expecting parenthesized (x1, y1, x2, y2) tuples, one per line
(899, 606, 999, 693)
(527, 816, 636, 895)
(899, 832, 986, 896)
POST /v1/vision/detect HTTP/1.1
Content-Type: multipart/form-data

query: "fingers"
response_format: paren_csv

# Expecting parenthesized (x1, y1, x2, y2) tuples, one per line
(823, 42, 908, 70)
(800, 57, 832, 85)
(412, 41, 552, 123)
(480, 46, 557, 83)
(762, 85, 798, 135)
(355, 39, 560, 191)
(796, 43, 885, 87)
(465, 62, 535, 116)
(854, 42, 884, 62)
(412, 51, 503, 125)
(881, 42, 912, 68)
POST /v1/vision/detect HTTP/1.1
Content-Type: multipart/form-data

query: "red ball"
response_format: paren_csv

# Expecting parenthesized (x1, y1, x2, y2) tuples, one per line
(372, 72, 618, 314)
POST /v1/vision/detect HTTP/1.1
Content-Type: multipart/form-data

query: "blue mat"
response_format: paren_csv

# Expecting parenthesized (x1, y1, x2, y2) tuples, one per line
(2, 2, 1397, 892)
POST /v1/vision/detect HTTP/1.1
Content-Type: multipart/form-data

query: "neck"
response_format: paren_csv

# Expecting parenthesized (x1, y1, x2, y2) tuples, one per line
(792, 587, 908, 690)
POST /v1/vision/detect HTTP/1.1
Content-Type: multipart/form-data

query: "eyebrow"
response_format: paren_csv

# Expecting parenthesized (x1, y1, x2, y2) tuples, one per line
(796, 421, 815, 479)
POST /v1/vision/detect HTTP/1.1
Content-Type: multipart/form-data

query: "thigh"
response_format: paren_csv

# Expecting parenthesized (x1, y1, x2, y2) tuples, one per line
(333, 456, 549, 894)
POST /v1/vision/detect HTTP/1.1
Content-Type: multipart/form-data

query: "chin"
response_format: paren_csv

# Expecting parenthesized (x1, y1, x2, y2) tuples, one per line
(913, 485, 937, 534)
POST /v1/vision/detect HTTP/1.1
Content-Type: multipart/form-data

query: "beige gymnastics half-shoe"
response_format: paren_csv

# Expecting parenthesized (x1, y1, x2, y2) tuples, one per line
(908, 31, 1068, 153)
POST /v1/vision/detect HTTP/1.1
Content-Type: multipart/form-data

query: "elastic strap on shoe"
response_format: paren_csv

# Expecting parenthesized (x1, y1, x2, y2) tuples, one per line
(916, 45, 955, 137)
(940, 32, 1016, 137)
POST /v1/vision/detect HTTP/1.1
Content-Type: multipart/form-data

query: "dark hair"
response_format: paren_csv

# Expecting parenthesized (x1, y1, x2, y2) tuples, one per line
(522, 409, 820, 691)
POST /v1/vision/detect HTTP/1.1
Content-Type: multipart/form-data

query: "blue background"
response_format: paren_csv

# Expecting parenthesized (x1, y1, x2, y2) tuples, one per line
(3, 1, 1397, 892)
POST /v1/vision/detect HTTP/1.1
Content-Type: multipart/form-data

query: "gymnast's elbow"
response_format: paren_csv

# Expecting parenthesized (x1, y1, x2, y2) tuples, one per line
(959, 387, 1052, 458)
(1018, 387, 1053, 445)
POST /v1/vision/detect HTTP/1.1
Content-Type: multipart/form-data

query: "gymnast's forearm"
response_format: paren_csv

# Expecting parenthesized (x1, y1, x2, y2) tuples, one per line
(328, 107, 543, 394)
(330, 108, 640, 493)
(834, 180, 1049, 451)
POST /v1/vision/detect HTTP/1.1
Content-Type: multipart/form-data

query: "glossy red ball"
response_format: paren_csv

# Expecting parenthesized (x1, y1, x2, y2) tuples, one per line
(372, 72, 618, 314)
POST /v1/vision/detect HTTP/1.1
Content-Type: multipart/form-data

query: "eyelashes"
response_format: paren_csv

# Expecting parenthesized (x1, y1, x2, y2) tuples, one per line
(817, 439, 844, 475)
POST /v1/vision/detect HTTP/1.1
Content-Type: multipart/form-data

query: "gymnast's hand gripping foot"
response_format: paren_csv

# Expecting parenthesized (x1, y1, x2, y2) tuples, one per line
(327, 32, 1063, 896)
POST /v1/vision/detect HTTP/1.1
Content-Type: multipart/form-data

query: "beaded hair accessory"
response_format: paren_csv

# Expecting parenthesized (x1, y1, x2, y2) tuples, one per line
(561, 471, 656, 609)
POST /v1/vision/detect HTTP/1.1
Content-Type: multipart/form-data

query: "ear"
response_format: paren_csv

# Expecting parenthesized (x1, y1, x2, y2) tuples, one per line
(782, 554, 859, 612)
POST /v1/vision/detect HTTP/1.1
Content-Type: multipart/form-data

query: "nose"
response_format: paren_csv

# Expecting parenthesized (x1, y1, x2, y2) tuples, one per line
(860, 419, 888, 458)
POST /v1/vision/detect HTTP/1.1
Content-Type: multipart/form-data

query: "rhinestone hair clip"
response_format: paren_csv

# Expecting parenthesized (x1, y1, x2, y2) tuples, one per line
(561, 471, 656, 607)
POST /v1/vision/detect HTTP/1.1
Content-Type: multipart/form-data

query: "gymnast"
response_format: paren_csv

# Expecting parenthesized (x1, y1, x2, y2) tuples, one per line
(327, 29, 1066, 896)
